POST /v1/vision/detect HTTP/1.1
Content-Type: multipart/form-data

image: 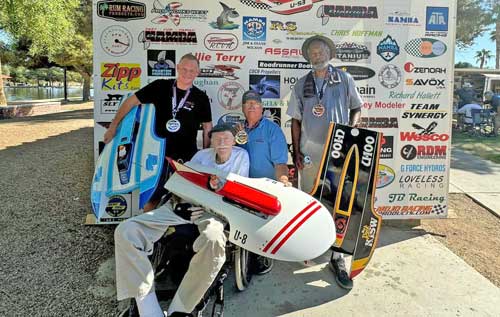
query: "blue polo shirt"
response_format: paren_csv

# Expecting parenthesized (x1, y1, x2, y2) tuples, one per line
(239, 118, 288, 179)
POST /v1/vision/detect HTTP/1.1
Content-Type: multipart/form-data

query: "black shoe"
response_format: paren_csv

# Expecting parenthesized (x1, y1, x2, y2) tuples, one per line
(329, 254, 353, 290)
(250, 255, 274, 275)
(169, 312, 193, 317)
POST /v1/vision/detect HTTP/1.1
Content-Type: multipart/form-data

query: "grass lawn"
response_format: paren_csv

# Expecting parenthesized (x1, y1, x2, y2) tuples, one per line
(452, 130, 500, 164)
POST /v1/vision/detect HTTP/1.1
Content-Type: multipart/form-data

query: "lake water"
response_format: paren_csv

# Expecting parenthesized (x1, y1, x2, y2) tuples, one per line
(4, 87, 94, 102)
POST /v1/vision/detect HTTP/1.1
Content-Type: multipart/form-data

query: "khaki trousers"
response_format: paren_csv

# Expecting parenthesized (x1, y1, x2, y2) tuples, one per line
(114, 203, 226, 313)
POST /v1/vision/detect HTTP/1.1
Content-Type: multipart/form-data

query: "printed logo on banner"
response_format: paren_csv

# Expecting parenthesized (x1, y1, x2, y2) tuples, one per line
(100, 94, 124, 114)
(263, 107, 282, 125)
(389, 90, 442, 100)
(195, 52, 246, 64)
(400, 144, 447, 160)
(242, 17, 267, 41)
(258, 60, 311, 69)
(150, 1, 208, 25)
(356, 84, 376, 99)
(334, 42, 371, 62)
(210, 2, 240, 30)
(414, 121, 438, 135)
(317, 5, 378, 25)
(377, 35, 400, 62)
(400, 127, 450, 142)
(388, 192, 446, 204)
(147, 50, 175, 77)
(204, 33, 238, 51)
(218, 81, 245, 110)
(401, 104, 447, 119)
(375, 204, 445, 216)
(264, 47, 302, 59)
(405, 38, 447, 58)
(363, 101, 405, 111)
(199, 64, 240, 80)
(270, 20, 297, 32)
(380, 135, 394, 159)
(404, 62, 446, 74)
(100, 25, 133, 57)
(405, 78, 445, 89)
(217, 112, 245, 125)
(400, 164, 446, 173)
(193, 78, 221, 88)
(377, 164, 395, 188)
(283, 76, 299, 89)
(426, 7, 448, 36)
(358, 117, 398, 129)
(138, 29, 197, 49)
(338, 66, 375, 81)
(331, 30, 383, 37)
(249, 75, 280, 99)
(97, 0, 146, 21)
(386, 10, 420, 26)
(398, 174, 445, 190)
(378, 64, 401, 89)
(239, 0, 324, 15)
(101, 63, 141, 91)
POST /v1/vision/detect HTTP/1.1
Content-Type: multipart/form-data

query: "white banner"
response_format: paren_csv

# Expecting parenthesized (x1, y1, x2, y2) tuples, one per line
(93, 0, 457, 219)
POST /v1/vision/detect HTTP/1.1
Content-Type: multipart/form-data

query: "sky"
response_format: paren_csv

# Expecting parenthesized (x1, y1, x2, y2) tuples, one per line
(455, 26, 497, 68)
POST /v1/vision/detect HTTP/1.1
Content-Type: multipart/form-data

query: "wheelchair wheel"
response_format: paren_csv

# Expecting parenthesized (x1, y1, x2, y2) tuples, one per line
(234, 246, 251, 291)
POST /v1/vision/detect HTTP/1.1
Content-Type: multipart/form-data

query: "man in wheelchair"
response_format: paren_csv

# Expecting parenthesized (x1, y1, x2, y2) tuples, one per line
(114, 123, 250, 317)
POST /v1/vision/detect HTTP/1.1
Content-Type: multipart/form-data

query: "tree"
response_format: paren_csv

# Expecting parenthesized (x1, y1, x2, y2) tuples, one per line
(487, 1, 500, 69)
(0, 58, 6, 105)
(456, 0, 493, 49)
(455, 61, 475, 68)
(475, 49, 493, 68)
(0, 0, 93, 101)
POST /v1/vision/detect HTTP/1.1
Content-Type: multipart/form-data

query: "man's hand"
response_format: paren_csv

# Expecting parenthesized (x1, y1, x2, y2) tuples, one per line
(103, 126, 117, 144)
(293, 151, 305, 170)
(279, 175, 292, 187)
(188, 206, 205, 222)
(173, 203, 205, 222)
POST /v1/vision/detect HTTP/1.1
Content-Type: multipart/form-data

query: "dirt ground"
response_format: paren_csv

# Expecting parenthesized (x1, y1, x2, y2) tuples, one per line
(1, 103, 498, 316)
(420, 193, 500, 287)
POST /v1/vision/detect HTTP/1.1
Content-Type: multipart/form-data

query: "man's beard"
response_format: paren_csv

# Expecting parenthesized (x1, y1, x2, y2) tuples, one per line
(311, 60, 329, 70)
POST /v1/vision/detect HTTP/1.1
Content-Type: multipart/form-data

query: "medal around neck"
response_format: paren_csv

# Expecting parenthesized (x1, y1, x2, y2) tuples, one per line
(166, 118, 181, 132)
(312, 104, 325, 117)
(235, 130, 248, 145)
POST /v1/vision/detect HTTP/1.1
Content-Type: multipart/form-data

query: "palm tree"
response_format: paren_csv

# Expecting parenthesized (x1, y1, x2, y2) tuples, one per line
(475, 49, 493, 68)
(487, 1, 500, 69)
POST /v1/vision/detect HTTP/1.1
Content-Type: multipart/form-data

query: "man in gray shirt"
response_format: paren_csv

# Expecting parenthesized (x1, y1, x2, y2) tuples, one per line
(287, 35, 362, 290)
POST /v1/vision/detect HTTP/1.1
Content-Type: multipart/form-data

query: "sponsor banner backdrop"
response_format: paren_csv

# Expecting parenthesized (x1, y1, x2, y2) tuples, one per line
(93, 0, 457, 219)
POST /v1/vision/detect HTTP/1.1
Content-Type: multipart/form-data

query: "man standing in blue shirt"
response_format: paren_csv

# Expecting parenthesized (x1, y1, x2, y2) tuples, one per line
(237, 90, 290, 275)
(239, 90, 290, 184)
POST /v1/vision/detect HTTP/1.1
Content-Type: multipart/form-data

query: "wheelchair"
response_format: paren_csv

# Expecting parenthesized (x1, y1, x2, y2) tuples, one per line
(119, 211, 252, 317)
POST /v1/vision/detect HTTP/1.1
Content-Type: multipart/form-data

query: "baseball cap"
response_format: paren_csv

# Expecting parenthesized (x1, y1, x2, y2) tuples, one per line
(242, 90, 262, 104)
(208, 123, 236, 138)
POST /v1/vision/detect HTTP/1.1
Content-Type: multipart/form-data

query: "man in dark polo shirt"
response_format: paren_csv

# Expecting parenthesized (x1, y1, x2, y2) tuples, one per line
(103, 53, 213, 210)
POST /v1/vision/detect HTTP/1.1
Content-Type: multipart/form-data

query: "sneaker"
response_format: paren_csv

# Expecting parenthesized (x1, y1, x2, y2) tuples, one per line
(329, 254, 353, 290)
(251, 255, 274, 275)
(169, 312, 193, 317)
